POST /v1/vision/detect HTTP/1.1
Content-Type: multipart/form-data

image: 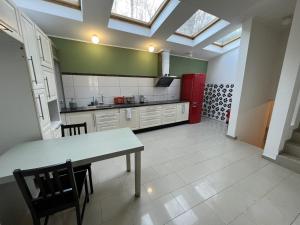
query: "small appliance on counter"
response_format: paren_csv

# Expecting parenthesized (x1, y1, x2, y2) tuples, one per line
(114, 96, 125, 104)
(69, 98, 77, 109)
(125, 96, 135, 104)
(139, 95, 146, 103)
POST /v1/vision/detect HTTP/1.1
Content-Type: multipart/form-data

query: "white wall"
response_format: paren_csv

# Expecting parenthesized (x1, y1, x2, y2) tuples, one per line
(206, 48, 240, 84)
(227, 18, 288, 148)
(264, 0, 300, 159)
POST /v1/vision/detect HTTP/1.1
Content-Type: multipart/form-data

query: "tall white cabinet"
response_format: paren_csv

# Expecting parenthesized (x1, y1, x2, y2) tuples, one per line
(0, 0, 61, 148)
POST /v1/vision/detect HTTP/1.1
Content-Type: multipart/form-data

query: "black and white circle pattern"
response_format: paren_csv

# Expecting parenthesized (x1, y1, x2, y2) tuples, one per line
(202, 83, 234, 122)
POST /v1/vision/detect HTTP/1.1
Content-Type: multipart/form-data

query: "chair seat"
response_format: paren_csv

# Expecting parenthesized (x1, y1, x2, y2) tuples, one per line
(33, 170, 87, 217)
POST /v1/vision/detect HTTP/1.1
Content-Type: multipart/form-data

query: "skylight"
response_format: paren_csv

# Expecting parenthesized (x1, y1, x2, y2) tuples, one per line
(111, 0, 169, 26)
(214, 28, 242, 47)
(45, 0, 81, 9)
(176, 10, 219, 39)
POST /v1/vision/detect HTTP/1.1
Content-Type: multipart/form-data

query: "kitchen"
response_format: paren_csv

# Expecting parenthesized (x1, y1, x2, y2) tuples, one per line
(1, 0, 300, 225)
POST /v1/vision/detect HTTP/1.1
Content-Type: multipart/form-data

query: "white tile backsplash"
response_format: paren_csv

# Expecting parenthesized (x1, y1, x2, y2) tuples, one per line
(75, 86, 98, 98)
(99, 87, 121, 97)
(62, 75, 181, 107)
(120, 87, 139, 96)
(119, 77, 139, 87)
(98, 76, 120, 87)
(62, 75, 74, 87)
(73, 75, 98, 87)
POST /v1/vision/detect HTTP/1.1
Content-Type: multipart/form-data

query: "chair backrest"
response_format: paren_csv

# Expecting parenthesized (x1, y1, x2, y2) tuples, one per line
(13, 160, 79, 217)
(61, 122, 87, 137)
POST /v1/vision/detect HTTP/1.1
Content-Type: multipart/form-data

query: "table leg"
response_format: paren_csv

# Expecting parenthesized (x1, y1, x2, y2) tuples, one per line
(126, 154, 131, 172)
(135, 151, 141, 197)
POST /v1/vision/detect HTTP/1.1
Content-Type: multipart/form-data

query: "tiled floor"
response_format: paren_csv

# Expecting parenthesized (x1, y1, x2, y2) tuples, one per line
(45, 118, 300, 225)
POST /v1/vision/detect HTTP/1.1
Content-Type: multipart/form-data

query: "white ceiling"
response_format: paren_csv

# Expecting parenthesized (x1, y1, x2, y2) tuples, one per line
(14, 0, 296, 60)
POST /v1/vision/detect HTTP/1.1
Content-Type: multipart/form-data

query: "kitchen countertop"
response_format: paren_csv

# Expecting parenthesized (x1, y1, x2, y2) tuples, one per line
(61, 100, 189, 113)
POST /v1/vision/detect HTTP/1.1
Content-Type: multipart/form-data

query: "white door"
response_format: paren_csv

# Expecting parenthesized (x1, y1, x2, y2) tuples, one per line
(42, 67, 57, 101)
(0, 0, 22, 42)
(36, 28, 53, 68)
(176, 103, 189, 122)
(33, 89, 51, 132)
(66, 112, 95, 133)
(20, 14, 44, 89)
(120, 108, 140, 130)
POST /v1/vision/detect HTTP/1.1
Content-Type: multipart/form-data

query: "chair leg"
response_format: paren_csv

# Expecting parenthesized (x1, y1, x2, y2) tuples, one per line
(75, 204, 82, 225)
(88, 165, 94, 194)
(84, 179, 89, 203)
(43, 216, 49, 225)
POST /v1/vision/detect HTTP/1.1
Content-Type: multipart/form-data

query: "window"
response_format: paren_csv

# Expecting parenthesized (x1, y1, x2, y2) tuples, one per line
(111, 0, 169, 26)
(44, 0, 81, 9)
(214, 28, 242, 47)
(175, 10, 219, 39)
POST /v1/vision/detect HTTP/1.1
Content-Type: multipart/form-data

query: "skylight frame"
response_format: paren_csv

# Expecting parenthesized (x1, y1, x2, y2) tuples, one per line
(44, 0, 81, 10)
(110, 0, 170, 27)
(175, 10, 220, 40)
(213, 28, 242, 47)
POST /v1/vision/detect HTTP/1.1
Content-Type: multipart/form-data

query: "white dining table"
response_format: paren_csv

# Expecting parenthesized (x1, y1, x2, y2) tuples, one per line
(0, 128, 144, 197)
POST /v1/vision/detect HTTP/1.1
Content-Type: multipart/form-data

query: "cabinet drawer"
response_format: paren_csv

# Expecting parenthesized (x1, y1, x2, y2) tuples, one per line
(140, 106, 162, 113)
(140, 118, 161, 129)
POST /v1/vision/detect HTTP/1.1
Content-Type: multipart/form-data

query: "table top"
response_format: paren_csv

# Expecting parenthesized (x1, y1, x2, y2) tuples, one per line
(0, 128, 144, 184)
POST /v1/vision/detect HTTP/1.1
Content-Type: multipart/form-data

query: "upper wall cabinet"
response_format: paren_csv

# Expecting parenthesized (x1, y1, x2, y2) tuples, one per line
(36, 27, 53, 69)
(20, 13, 44, 89)
(0, 0, 23, 42)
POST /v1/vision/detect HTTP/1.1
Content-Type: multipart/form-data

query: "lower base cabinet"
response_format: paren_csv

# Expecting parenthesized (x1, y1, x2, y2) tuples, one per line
(63, 102, 189, 133)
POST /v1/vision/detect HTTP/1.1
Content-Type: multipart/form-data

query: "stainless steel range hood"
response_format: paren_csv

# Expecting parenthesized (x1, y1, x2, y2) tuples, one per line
(155, 51, 176, 87)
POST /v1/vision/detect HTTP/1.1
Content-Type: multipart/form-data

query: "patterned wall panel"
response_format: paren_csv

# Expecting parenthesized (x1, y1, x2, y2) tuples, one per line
(203, 83, 234, 122)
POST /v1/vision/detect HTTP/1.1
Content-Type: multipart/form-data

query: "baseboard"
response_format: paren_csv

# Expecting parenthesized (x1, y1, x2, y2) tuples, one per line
(133, 121, 188, 134)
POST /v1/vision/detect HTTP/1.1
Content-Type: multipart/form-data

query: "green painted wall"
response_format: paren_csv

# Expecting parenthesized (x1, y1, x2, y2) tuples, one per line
(52, 37, 208, 77)
(170, 55, 208, 77)
(52, 37, 158, 76)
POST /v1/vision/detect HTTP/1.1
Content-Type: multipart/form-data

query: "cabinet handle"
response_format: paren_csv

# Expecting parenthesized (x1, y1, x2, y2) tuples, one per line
(28, 56, 37, 84)
(38, 36, 45, 61)
(45, 77, 51, 98)
(0, 23, 13, 32)
(37, 95, 44, 120)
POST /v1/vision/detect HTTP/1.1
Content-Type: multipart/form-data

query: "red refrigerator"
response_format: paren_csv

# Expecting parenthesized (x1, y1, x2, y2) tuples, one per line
(180, 74, 206, 124)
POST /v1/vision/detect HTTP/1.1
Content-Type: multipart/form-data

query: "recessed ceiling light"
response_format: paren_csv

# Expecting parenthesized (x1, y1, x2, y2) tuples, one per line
(148, 45, 155, 52)
(91, 35, 100, 44)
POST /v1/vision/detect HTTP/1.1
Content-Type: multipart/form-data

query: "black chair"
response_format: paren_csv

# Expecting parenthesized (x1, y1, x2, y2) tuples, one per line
(13, 160, 89, 225)
(61, 122, 94, 194)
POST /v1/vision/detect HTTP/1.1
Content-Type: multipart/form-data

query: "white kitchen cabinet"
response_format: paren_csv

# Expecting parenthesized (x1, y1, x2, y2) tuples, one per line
(65, 112, 95, 133)
(42, 67, 57, 101)
(95, 109, 120, 131)
(0, 0, 22, 42)
(36, 27, 53, 68)
(120, 108, 140, 130)
(33, 89, 51, 132)
(176, 102, 190, 122)
(140, 106, 162, 129)
(20, 13, 44, 89)
(42, 127, 53, 140)
(52, 127, 62, 138)
(162, 104, 177, 125)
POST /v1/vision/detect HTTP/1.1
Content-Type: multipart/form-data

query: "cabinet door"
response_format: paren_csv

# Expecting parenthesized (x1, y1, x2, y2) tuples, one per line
(36, 28, 53, 68)
(66, 112, 95, 133)
(176, 103, 189, 122)
(140, 106, 162, 129)
(33, 89, 51, 131)
(43, 127, 53, 140)
(162, 104, 177, 125)
(20, 14, 44, 89)
(120, 108, 140, 130)
(42, 68, 57, 101)
(95, 109, 120, 131)
(0, 0, 22, 42)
